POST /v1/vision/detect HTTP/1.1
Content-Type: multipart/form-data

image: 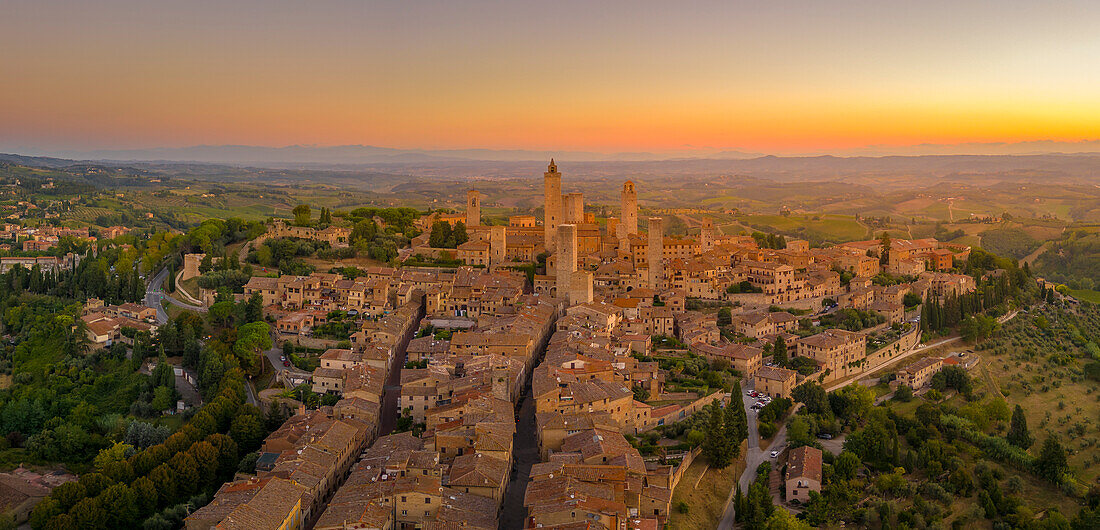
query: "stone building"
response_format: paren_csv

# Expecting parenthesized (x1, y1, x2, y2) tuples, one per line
(466, 189, 481, 227)
(896, 356, 943, 389)
(647, 217, 664, 290)
(754, 365, 797, 399)
(785, 446, 823, 503)
(543, 159, 562, 248)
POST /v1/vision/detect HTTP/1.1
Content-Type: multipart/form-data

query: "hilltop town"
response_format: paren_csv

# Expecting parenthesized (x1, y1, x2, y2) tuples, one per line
(0, 158, 1090, 530)
(150, 161, 1018, 529)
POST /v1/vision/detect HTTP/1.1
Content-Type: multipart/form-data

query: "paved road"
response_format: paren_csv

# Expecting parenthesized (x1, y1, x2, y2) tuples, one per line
(264, 335, 288, 373)
(718, 381, 790, 530)
(823, 309, 1019, 392)
(144, 267, 172, 325)
(244, 379, 259, 406)
(145, 267, 206, 324)
(499, 391, 537, 529)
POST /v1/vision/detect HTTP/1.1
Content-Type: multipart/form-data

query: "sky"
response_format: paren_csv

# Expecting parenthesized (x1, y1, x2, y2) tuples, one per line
(1, 0, 1099, 156)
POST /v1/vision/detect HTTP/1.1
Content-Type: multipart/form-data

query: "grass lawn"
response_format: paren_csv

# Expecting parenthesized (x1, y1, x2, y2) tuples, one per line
(164, 303, 192, 321)
(740, 214, 868, 242)
(1069, 289, 1100, 303)
(667, 456, 743, 530)
(982, 346, 1100, 483)
(175, 276, 202, 302)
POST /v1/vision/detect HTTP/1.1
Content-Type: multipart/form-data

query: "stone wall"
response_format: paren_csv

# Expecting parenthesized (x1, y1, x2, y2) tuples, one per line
(865, 326, 921, 371)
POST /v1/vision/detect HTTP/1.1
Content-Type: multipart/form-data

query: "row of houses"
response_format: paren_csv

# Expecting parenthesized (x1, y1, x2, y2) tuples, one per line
(307, 293, 559, 529)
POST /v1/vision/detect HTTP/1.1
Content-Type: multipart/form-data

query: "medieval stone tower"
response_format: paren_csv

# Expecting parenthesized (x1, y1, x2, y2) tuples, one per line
(700, 217, 716, 252)
(466, 189, 481, 227)
(647, 217, 664, 290)
(544, 159, 562, 248)
(489, 225, 506, 264)
(563, 192, 584, 225)
(556, 223, 577, 302)
(621, 181, 638, 238)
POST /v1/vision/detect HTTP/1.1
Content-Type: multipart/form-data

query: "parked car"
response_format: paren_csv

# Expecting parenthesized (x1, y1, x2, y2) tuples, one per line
(280, 355, 286, 362)
(817, 433, 833, 440)
(770, 450, 780, 458)
(746, 390, 754, 396)
(283, 360, 291, 367)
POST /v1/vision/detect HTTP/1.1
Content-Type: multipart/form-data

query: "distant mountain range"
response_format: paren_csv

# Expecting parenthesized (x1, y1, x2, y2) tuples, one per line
(13, 145, 762, 165)
(3, 148, 1099, 186)
(10, 140, 1100, 167)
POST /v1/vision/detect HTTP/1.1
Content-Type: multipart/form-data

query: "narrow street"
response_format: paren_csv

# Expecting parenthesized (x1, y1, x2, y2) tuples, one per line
(499, 391, 537, 529)
(718, 381, 789, 529)
(498, 312, 555, 530)
(378, 304, 424, 435)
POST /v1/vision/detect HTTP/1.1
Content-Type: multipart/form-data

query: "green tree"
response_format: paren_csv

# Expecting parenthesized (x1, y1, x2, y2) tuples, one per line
(786, 415, 815, 449)
(147, 464, 177, 507)
(772, 335, 787, 366)
(68, 497, 105, 529)
(451, 221, 469, 247)
(717, 306, 732, 327)
(100, 484, 139, 528)
(131, 476, 157, 516)
(229, 413, 266, 453)
(350, 219, 378, 244)
(429, 221, 451, 248)
(93, 442, 135, 471)
(1036, 436, 1068, 484)
(892, 385, 913, 402)
(724, 387, 747, 460)
(292, 204, 311, 226)
(829, 384, 874, 424)
(703, 401, 731, 467)
(51, 481, 86, 511)
(208, 300, 235, 328)
(242, 293, 263, 324)
(960, 314, 999, 342)
(233, 322, 273, 377)
(834, 451, 861, 481)
(1007, 404, 1034, 450)
(766, 508, 812, 529)
(791, 381, 829, 415)
(152, 386, 174, 411)
(879, 232, 891, 267)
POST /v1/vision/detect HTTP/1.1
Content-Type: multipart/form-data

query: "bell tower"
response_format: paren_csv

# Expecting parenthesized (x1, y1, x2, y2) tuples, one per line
(543, 159, 562, 249)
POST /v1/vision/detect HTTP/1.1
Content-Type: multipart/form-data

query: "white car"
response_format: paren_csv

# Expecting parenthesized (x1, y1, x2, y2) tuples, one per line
(770, 450, 780, 458)
(745, 390, 754, 396)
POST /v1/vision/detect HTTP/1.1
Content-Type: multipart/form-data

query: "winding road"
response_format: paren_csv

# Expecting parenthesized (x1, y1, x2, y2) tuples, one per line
(144, 267, 206, 324)
(717, 308, 1021, 526)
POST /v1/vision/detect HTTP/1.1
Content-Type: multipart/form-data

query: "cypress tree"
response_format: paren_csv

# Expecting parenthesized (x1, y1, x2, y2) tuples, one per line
(703, 401, 730, 468)
(772, 336, 787, 366)
(733, 485, 744, 522)
(1036, 436, 1068, 484)
(1007, 405, 1034, 449)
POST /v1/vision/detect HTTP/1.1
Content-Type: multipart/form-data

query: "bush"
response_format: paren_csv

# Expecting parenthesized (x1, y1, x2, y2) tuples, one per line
(759, 421, 778, 439)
